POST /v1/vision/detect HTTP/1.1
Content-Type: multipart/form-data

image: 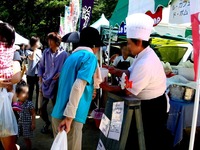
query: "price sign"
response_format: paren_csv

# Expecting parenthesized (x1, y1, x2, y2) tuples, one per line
(169, 0, 191, 24)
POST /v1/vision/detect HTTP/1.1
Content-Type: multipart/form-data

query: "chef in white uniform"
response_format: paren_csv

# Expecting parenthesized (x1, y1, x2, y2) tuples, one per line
(101, 13, 168, 150)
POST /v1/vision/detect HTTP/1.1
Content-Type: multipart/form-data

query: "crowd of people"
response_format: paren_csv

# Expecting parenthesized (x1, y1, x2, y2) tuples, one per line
(0, 21, 103, 150)
(0, 13, 170, 150)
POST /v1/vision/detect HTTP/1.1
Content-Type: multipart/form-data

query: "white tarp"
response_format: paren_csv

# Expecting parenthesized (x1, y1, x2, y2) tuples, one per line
(15, 32, 29, 45)
(153, 23, 191, 37)
(91, 14, 109, 31)
(128, 0, 155, 15)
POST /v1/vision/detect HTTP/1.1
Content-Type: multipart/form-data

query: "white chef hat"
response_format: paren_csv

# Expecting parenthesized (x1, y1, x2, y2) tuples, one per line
(126, 13, 154, 41)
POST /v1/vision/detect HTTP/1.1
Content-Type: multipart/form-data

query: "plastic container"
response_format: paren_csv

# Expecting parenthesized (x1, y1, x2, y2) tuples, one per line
(91, 108, 105, 128)
(100, 68, 109, 82)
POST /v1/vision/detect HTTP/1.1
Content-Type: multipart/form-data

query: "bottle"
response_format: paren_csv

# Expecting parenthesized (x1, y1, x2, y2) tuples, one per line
(107, 73, 112, 85)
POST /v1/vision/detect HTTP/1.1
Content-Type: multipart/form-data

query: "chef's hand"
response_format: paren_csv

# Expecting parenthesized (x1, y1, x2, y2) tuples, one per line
(53, 73, 60, 80)
(58, 117, 73, 133)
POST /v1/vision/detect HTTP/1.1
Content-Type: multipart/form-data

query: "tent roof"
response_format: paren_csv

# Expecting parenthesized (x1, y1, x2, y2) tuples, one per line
(0, 20, 29, 45)
(109, 0, 171, 26)
(91, 14, 109, 30)
(153, 23, 192, 38)
(15, 32, 29, 45)
(109, 0, 128, 26)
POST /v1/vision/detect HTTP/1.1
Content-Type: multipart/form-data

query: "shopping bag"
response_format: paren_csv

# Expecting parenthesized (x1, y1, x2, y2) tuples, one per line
(0, 88, 18, 137)
(51, 130, 68, 150)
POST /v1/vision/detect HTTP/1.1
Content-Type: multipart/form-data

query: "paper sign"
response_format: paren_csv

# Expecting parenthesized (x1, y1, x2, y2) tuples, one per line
(99, 114, 110, 137)
(169, 0, 191, 24)
(96, 139, 106, 150)
(108, 101, 124, 141)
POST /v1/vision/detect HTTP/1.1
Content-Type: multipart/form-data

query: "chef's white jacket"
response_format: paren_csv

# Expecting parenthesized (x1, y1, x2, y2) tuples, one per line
(127, 46, 166, 100)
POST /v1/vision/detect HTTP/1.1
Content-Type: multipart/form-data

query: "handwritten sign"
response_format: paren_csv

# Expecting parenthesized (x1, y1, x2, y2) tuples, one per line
(169, 0, 191, 24)
(108, 101, 124, 141)
(99, 114, 110, 137)
(96, 139, 106, 150)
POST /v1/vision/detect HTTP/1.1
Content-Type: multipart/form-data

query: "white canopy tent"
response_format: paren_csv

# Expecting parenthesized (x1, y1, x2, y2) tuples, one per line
(0, 20, 29, 45)
(91, 14, 109, 32)
(15, 32, 29, 45)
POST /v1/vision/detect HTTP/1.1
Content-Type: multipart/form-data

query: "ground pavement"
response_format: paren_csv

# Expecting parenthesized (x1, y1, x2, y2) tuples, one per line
(17, 100, 99, 150)
(2, 91, 200, 150)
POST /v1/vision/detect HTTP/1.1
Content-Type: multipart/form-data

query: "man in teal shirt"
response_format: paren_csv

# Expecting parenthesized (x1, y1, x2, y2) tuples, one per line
(51, 27, 104, 150)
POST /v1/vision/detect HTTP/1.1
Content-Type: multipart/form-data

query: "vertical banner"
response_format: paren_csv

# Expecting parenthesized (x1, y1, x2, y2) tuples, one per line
(71, 0, 80, 31)
(59, 16, 65, 37)
(64, 6, 72, 34)
(189, 1, 200, 150)
(191, 12, 200, 80)
(79, 0, 95, 30)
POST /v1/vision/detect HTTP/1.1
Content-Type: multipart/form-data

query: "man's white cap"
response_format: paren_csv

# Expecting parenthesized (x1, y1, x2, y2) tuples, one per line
(126, 13, 154, 41)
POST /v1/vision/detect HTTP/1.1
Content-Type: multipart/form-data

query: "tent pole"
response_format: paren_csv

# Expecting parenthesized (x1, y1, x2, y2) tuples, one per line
(98, 47, 103, 110)
(107, 26, 112, 65)
(78, 0, 82, 31)
(189, 53, 200, 150)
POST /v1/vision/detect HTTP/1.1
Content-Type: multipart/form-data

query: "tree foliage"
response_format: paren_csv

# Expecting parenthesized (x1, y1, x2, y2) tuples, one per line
(0, 0, 117, 45)
(92, 0, 118, 24)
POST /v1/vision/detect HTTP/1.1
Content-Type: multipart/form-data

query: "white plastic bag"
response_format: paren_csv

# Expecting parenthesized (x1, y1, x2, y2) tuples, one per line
(0, 88, 18, 137)
(51, 130, 68, 150)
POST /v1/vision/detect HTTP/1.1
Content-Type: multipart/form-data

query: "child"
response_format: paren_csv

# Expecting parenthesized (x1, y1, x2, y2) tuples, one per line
(16, 80, 36, 150)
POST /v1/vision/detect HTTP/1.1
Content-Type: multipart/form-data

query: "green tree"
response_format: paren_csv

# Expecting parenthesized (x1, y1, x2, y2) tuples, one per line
(0, 0, 69, 45)
(91, 0, 118, 23)
(0, 0, 117, 45)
